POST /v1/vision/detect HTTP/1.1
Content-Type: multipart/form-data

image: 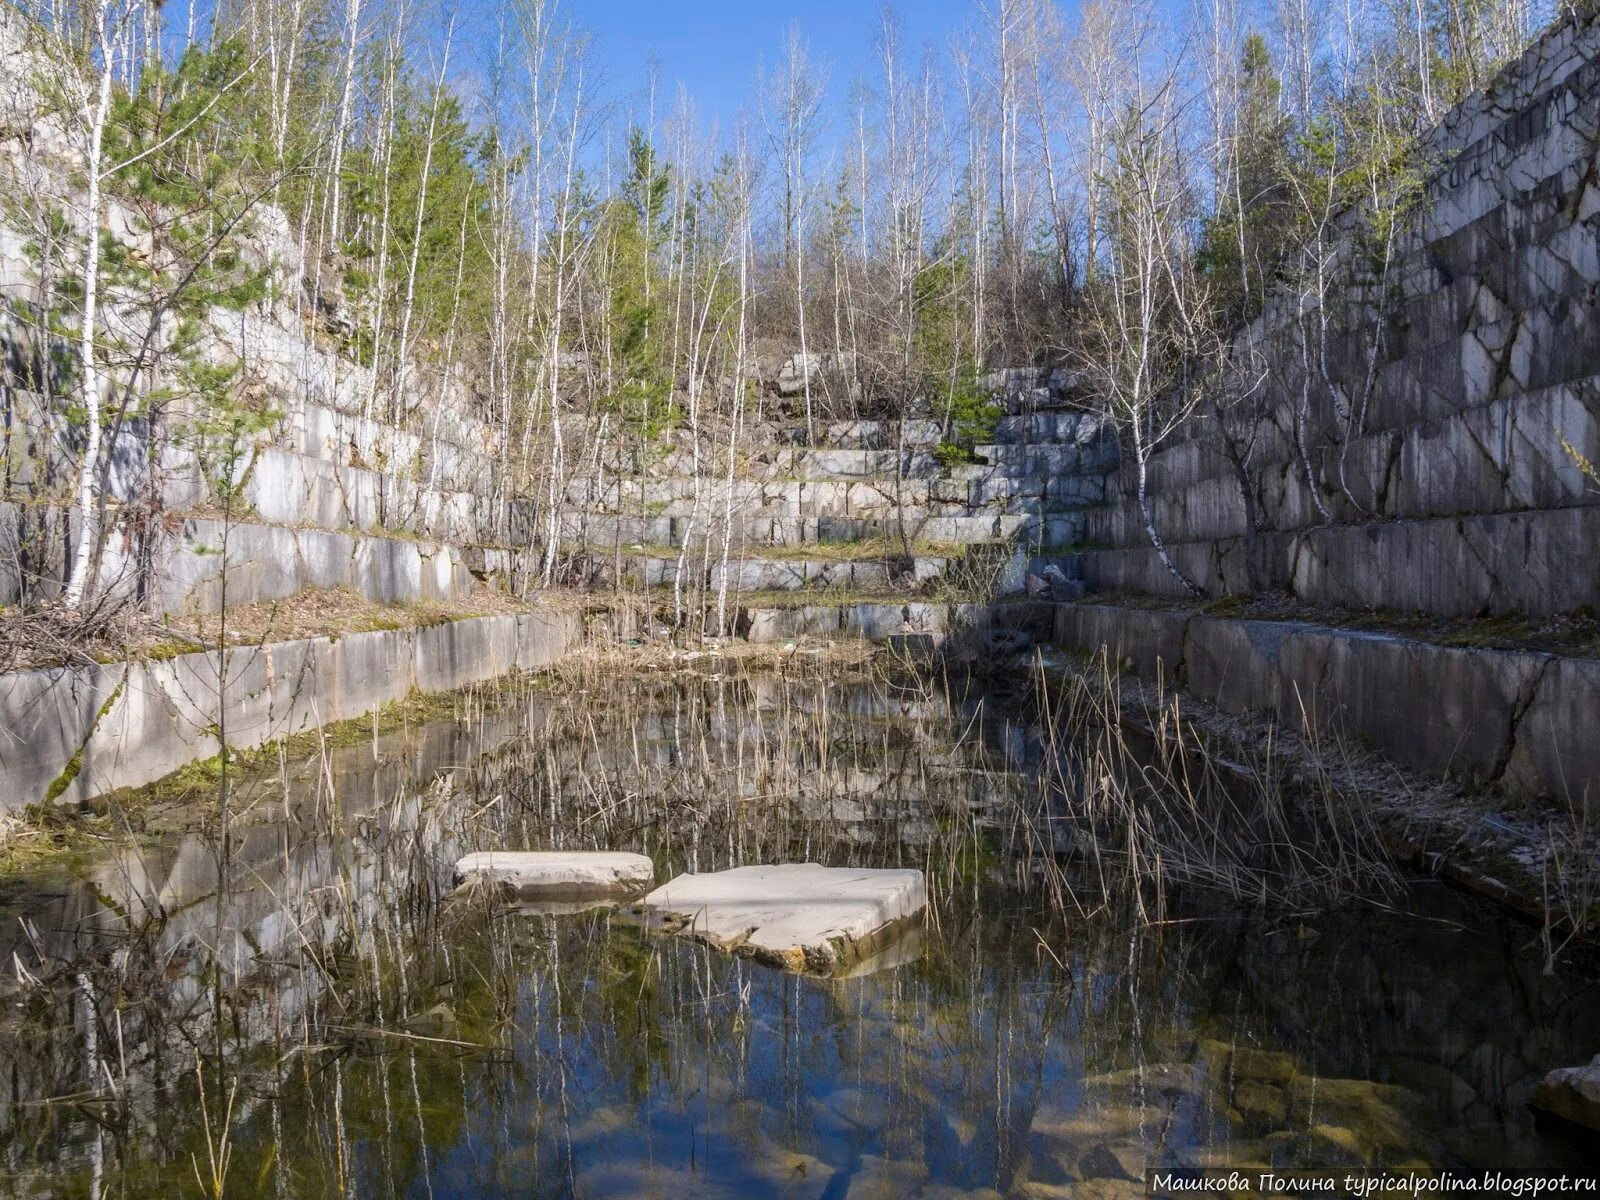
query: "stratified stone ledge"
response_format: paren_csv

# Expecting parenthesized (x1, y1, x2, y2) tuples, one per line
(636, 863, 927, 975)
(1534, 1056, 1600, 1135)
(1051, 602, 1599, 816)
(453, 851, 655, 899)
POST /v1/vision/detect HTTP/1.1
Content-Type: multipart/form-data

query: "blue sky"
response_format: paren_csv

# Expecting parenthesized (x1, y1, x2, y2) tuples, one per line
(576, 0, 973, 133)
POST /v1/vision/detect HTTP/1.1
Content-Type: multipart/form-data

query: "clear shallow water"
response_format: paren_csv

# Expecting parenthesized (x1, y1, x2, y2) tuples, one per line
(1, 661, 1596, 1198)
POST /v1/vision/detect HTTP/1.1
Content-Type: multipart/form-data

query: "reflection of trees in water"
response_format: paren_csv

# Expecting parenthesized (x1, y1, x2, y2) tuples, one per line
(1, 663, 1598, 1195)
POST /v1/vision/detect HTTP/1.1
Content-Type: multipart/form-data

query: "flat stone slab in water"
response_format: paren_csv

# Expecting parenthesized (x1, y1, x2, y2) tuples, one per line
(637, 864, 926, 974)
(454, 851, 654, 899)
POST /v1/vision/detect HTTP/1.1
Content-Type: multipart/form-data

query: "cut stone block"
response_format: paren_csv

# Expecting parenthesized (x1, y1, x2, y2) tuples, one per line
(453, 851, 654, 899)
(1534, 1055, 1600, 1134)
(636, 863, 927, 974)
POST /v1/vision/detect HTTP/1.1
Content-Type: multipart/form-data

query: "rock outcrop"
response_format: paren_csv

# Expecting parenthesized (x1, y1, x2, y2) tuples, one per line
(1534, 1056, 1600, 1133)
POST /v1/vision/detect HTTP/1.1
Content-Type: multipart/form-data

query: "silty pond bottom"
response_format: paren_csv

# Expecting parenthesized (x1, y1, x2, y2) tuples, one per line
(1, 658, 1596, 1197)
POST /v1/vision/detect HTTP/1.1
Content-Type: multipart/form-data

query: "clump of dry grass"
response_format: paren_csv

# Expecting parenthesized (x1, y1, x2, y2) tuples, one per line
(551, 632, 878, 684)
(0, 594, 160, 673)
(164, 584, 534, 648)
(1006, 649, 1405, 917)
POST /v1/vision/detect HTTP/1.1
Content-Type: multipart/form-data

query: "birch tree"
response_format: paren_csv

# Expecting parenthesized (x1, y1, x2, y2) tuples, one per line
(1079, 84, 1210, 596)
(59, 0, 139, 609)
(762, 25, 826, 436)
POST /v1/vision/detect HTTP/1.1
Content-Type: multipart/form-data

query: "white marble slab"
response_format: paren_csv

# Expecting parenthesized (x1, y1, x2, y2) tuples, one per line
(453, 851, 654, 898)
(637, 863, 927, 973)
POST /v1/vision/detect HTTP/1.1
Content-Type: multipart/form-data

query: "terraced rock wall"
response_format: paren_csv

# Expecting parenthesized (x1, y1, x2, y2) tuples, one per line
(0, 609, 584, 809)
(0, 7, 531, 619)
(1067, 9, 1600, 619)
(1046, 12, 1600, 814)
(542, 404, 1118, 606)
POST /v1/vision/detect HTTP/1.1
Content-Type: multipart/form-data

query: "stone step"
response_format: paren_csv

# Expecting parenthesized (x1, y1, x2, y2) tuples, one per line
(157, 442, 502, 546)
(550, 510, 1036, 549)
(1266, 271, 1599, 430)
(0, 610, 582, 809)
(993, 410, 1108, 446)
(1069, 504, 1600, 618)
(1244, 49, 1598, 356)
(966, 473, 1111, 509)
(588, 551, 963, 593)
(809, 417, 944, 449)
(597, 447, 946, 482)
(1094, 375, 1600, 549)
(453, 851, 654, 899)
(282, 399, 499, 498)
(566, 476, 968, 517)
(554, 507, 1092, 549)
(1132, 256, 1593, 505)
(1414, 10, 1596, 172)
(596, 437, 1126, 487)
(1050, 603, 1599, 812)
(2, 389, 506, 545)
(1235, 286, 1600, 459)
(637, 864, 926, 974)
(1135, 278, 1600, 499)
(200, 306, 503, 460)
(736, 597, 1056, 645)
(951, 439, 1119, 479)
(1137, 362, 1600, 508)
(0, 504, 529, 614)
(1260, 167, 1598, 358)
(743, 417, 944, 449)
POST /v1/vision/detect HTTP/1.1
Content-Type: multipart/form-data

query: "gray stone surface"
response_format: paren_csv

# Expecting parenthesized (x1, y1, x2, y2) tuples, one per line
(1050, 603, 1599, 811)
(1048, 13, 1600, 632)
(1, 501, 531, 616)
(0, 610, 583, 811)
(1533, 1055, 1600, 1133)
(453, 851, 654, 898)
(1185, 617, 1321, 718)
(1054, 604, 1189, 681)
(1071, 505, 1600, 618)
(1501, 654, 1600, 808)
(637, 863, 927, 973)
(738, 603, 961, 644)
(842, 602, 948, 641)
(1085, 375, 1600, 552)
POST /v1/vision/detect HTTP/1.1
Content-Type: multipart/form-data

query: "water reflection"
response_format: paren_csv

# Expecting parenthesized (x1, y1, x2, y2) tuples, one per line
(0, 661, 1595, 1197)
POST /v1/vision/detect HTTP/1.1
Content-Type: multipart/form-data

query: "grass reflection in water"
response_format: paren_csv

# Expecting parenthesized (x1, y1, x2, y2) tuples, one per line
(1, 653, 1595, 1197)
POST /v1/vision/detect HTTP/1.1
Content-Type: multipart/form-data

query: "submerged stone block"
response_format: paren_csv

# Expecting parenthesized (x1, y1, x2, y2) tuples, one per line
(453, 851, 655, 899)
(637, 863, 927, 974)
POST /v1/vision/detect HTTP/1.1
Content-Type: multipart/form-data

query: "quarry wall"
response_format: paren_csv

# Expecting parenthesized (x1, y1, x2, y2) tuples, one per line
(1067, 9, 1600, 618)
(1047, 11, 1600, 815)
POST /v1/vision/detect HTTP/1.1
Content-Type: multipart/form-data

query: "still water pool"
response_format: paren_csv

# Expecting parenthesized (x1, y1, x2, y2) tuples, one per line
(1, 660, 1595, 1197)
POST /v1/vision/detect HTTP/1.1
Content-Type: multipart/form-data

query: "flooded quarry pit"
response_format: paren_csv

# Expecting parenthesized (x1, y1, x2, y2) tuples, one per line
(1, 650, 1596, 1199)
(5, 0, 1600, 1191)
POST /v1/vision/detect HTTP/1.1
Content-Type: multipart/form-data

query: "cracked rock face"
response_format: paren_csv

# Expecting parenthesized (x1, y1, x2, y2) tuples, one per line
(1534, 1055, 1600, 1133)
(636, 863, 927, 975)
(453, 851, 655, 899)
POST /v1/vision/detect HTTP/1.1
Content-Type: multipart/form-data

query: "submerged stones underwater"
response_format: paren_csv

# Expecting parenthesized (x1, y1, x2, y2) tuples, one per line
(0, 662, 1597, 1197)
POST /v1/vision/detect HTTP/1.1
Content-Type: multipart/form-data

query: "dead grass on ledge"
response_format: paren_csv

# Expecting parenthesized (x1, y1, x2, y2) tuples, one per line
(1090, 588, 1600, 660)
(553, 633, 878, 681)
(576, 535, 978, 562)
(1029, 648, 1600, 946)
(0, 585, 542, 674)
